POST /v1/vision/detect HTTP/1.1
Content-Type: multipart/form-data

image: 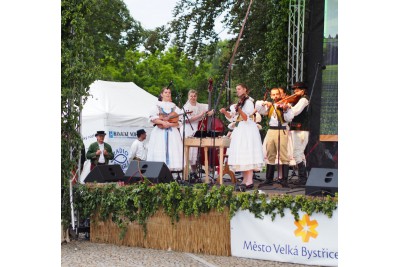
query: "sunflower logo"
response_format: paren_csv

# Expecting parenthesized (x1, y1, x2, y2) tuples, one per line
(294, 214, 318, 242)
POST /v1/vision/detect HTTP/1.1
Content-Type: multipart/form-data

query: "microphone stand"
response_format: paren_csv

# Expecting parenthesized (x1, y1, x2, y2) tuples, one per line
(196, 114, 206, 182)
(270, 101, 286, 182)
(208, 83, 225, 183)
(181, 107, 194, 184)
(307, 62, 325, 113)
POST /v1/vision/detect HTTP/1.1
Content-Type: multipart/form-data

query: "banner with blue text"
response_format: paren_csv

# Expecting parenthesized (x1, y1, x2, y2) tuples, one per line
(231, 209, 338, 266)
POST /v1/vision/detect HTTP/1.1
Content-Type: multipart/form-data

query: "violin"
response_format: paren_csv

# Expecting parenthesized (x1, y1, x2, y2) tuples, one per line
(235, 95, 249, 112)
(275, 93, 301, 105)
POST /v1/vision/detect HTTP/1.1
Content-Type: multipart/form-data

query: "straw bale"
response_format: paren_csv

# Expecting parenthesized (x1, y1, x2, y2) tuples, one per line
(90, 208, 231, 256)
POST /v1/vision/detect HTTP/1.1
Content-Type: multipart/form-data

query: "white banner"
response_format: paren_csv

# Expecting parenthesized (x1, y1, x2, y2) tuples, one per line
(231, 208, 338, 266)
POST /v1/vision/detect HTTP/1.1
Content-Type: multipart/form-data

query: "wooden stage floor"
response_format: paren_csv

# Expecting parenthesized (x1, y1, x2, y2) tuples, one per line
(177, 168, 307, 196)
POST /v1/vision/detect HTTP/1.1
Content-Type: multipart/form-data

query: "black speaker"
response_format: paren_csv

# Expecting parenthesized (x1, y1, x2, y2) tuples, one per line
(84, 164, 125, 183)
(124, 160, 173, 184)
(305, 168, 338, 196)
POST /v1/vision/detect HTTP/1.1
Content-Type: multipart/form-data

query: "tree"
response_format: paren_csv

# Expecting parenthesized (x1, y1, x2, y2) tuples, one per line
(61, 0, 144, 227)
(142, 26, 171, 54)
(170, 0, 290, 101)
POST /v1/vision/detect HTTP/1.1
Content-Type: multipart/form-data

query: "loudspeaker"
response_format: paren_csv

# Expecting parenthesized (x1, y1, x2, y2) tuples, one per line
(124, 160, 173, 184)
(305, 168, 338, 196)
(84, 164, 125, 183)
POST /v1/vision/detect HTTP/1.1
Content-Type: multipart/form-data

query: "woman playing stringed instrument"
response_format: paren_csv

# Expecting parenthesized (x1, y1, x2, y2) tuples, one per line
(219, 83, 264, 190)
(147, 87, 183, 172)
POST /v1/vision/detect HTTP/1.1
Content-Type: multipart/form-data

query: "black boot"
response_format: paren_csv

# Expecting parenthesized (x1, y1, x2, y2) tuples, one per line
(292, 161, 308, 187)
(259, 164, 275, 188)
(275, 164, 289, 187)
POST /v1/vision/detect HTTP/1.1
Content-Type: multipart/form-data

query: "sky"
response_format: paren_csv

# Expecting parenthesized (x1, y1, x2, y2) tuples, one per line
(123, 0, 176, 30)
(123, 0, 233, 39)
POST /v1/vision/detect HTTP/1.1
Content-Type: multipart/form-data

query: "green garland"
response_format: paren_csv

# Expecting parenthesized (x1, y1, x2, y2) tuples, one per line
(70, 180, 337, 239)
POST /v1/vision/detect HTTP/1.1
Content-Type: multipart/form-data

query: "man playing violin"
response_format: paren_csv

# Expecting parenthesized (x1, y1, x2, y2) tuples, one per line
(256, 87, 294, 187)
(288, 82, 310, 186)
(263, 87, 296, 179)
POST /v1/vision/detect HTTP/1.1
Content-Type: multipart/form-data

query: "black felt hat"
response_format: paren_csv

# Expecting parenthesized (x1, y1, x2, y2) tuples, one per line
(136, 129, 146, 137)
(292, 82, 307, 90)
(95, 130, 106, 136)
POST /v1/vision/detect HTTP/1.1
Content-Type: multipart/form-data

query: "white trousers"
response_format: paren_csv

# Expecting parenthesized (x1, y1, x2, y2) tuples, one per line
(290, 130, 309, 164)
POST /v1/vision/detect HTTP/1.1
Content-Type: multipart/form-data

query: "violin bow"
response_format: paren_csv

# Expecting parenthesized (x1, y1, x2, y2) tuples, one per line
(213, 0, 254, 112)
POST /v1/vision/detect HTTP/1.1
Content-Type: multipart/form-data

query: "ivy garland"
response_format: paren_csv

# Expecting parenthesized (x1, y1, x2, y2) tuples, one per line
(70, 180, 338, 239)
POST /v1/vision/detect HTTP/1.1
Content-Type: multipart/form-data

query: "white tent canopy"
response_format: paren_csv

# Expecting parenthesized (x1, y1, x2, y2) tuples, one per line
(80, 80, 158, 182)
(82, 80, 158, 127)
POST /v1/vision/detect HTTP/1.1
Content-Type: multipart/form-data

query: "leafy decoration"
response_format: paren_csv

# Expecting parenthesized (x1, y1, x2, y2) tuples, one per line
(70, 181, 338, 239)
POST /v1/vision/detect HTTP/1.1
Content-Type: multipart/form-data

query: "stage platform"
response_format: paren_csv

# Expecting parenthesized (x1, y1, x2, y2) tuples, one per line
(179, 168, 307, 196)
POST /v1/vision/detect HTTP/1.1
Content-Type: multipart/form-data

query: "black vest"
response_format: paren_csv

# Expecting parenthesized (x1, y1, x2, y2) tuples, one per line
(290, 95, 309, 131)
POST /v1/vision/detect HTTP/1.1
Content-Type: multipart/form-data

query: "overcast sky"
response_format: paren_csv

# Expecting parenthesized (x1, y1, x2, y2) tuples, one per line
(123, 0, 233, 39)
(123, 0, 177, 30)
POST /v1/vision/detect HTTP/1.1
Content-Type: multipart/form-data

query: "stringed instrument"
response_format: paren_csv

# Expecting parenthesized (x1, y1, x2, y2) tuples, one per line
(235, 95, 249, 112)
(197, 78, 224, 135)
(275, 93, 301, 105)
(198, 78, 225, 167)
(155, 111, 193, 128)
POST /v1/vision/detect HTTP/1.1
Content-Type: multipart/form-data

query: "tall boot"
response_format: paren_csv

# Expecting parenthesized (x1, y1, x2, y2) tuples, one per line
(275, 164, 289, 187)
(293, 161, 308, 186)
(259, 164, 275, 188)
(281, 164, 289, 187)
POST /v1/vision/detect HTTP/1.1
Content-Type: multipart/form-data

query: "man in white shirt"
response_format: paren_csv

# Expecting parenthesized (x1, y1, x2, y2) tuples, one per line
(128, 129, 147, 162)
(255, 88, 294, 187)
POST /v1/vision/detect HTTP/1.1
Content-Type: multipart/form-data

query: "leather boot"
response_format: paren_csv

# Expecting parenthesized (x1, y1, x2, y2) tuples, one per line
(275, 164, 289, 187)
(259, 164, 275, 188)
(293, 161, 308, 187)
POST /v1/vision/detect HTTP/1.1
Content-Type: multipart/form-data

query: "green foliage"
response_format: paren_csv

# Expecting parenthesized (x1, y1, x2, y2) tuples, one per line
(61, 0, 145, 229)
(99, 0, 291, 111)
(70, 182, 338, 239)
(263, 0, 290, 88)
(170, 0, 290, 106)
(99, 46, 215, 105)
(61, 0, 98, 190)
(142, 26, 170, 54)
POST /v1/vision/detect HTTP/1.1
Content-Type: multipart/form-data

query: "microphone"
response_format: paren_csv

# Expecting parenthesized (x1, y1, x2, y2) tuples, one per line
(175, 92, 182, 102)
(317, 62, 327, 70)
(167, 80, 173, 89)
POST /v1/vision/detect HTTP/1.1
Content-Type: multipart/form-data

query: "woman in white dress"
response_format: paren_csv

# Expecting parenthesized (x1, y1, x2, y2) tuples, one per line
(147, 87, 183, 171)
(219, 83, 264, 189)
(181, 89, 212, 175)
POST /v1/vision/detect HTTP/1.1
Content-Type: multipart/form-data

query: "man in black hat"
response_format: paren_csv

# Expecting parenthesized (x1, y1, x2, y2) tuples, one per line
(128, 129, 147, 162)
(289, 82, 310, 186)
(86, 130, 114, 170)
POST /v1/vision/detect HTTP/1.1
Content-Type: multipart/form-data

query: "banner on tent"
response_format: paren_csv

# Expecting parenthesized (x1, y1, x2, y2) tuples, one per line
(108, 130, 138, 139)
(230, 209, 338, 266)
(82, 126, 151, 173)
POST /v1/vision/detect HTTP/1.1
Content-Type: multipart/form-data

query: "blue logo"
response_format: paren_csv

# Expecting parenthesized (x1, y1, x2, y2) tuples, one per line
(112, 147, 129, 171)
(109, 131, 114, 138)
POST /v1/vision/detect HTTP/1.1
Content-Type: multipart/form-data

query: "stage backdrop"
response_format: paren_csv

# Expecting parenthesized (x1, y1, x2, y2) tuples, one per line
(231, 209, 338, 266)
